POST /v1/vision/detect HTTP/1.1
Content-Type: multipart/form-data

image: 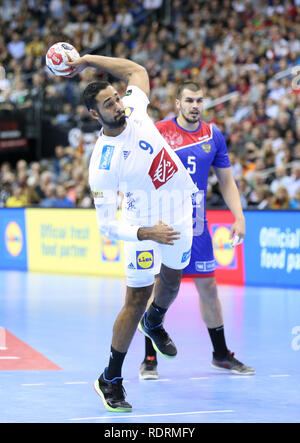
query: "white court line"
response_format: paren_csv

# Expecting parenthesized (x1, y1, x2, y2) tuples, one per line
(228, 375, 253, 379)
(190, 377, 209, 380)
(64, 382, 89, 385)
(145, 378, 171, 382)
(21, 383, 45, 386)
(269, 374, 291, 378)
(0, 357, 20, 359)
(68, 410, 234, 421)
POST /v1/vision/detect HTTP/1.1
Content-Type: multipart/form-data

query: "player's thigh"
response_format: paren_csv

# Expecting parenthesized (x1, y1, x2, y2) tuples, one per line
(160, 215, 193, 270)
(124, 239, 161, 288)
(182, 223, 216, 277)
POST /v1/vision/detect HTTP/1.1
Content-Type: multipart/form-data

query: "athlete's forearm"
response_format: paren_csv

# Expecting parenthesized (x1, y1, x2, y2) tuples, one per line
(83, 54, 146, 83)
(100, 219, 140, 242)
(95, 203, 139, 241)
(217, 172, 244, 221)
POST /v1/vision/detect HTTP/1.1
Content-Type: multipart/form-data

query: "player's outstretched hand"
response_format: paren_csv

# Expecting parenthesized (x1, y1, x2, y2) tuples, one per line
(65, 54, 89, 77)
(138, 221, 180, 245)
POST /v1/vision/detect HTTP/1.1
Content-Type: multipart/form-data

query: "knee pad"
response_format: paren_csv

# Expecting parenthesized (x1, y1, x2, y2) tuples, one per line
(159, 265, 182, 294)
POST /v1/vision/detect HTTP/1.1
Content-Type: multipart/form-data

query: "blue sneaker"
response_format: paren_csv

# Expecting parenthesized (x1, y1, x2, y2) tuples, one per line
(94, 370, 132, 412)
(138, 313, 177, 359)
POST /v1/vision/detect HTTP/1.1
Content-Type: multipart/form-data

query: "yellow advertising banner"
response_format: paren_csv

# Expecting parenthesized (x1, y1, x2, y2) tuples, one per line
(26, 209, 125, 277)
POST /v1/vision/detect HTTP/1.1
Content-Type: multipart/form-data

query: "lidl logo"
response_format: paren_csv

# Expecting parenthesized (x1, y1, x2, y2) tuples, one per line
(212, 225, 236, 268)
(5, 221, 23, 257)
(125, 107, 134, 118)
(136, 250, 154, 269)
(101, 238, 120, 262)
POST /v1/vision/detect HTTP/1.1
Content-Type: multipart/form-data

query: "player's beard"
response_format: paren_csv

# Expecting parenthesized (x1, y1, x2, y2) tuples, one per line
(99, 110, 126, 129)
(181, 108, 200, 124)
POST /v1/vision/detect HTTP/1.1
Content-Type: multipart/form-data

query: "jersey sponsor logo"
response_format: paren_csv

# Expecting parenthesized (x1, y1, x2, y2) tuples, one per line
(148, 148, 178, 189)
(136, 250, 154, 269)
(125, 107, 134, 117)
(171, 124, 214, 152)
(92, 190, 104, 198)
(99, 145, 115, 170)
(201, 143, 211, 153)
(195, 260, 215, 272)
(181, 248, 191, 263)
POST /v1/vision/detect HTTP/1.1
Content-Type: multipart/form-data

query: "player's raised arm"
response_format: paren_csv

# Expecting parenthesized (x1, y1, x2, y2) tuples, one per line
(67, 54, 150, 98)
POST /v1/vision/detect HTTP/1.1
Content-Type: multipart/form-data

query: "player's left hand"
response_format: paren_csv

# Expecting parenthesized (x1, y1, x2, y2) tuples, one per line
(230, 217, 245, 247)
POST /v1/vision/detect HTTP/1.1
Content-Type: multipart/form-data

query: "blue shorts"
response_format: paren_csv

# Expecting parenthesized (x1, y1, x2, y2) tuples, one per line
(182, 223, 215, 278)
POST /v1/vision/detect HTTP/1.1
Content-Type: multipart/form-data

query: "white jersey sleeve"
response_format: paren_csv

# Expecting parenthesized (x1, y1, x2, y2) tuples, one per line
(122, 85, 150, 117)
(94, 203, 140, 241)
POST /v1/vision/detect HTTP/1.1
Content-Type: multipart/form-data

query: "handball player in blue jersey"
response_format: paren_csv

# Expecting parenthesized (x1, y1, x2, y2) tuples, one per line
(140, 81, 255, 379)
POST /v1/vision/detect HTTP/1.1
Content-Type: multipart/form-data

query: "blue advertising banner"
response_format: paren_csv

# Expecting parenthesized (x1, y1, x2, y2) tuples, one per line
(244, 211, 300, 288)
(0, 208, 28, 271)
(0, 208, 299, 289)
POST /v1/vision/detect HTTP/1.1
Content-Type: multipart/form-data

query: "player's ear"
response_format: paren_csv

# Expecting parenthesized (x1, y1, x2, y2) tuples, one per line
(175, 99, 180, 111)
(89, 108, 100, 120)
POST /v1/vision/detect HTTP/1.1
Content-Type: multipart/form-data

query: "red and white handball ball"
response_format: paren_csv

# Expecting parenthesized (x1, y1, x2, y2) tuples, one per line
(46, 42, 79, 76)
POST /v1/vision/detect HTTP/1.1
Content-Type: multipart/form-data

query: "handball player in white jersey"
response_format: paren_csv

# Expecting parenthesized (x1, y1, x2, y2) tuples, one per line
(67, 54, 198, 412)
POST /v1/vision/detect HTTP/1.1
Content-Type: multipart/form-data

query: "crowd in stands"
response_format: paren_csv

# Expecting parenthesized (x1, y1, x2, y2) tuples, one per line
(0, 0, 300, 210)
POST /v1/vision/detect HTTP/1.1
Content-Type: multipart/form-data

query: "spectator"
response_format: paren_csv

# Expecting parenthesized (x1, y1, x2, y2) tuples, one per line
(270, 165, 293, 194)
(237, 176, 251, 209)
(26, 176, 42, 206)
(290, 188, 300, 210)
(0, 184, 11, 207)
(5, 184, 27, 208)
(256, 186, 274, 210)
(286, 163, 300, 198)
(40, 183, 57, 208)
(7, 32, 26, 60)
(53, 185, 75, 208)
(115, 6, 134, 30)
(271, 186, 290, 209)
(75, 184, 92, 208)
(0, 0, 299, 211)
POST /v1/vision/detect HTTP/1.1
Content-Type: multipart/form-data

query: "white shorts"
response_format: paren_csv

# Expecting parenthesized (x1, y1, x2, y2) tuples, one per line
(124, 206, 193, 288)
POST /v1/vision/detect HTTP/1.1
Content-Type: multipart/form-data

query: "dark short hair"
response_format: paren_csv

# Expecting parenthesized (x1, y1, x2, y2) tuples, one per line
(83, 81, 110, 111)
(176, 81, 202, 99)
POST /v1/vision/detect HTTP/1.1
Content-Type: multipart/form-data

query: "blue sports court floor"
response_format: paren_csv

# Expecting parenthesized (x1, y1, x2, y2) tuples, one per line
(0, 270, 299, 423)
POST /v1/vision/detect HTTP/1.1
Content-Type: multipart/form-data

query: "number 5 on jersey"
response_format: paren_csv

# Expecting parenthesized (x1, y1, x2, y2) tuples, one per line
(187, 156, 196, 174)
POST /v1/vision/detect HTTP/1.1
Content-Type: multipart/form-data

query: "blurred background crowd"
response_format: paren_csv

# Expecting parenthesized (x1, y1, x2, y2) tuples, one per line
(0, 0, 300, 210)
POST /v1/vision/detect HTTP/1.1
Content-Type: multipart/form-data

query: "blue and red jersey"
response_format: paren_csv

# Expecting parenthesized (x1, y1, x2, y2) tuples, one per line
(155, 118, 230, 221)
(155, 117, 231, 277)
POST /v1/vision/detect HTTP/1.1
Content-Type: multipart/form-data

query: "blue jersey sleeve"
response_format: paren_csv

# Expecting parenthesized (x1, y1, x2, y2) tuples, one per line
(211, 125, 231, 168)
